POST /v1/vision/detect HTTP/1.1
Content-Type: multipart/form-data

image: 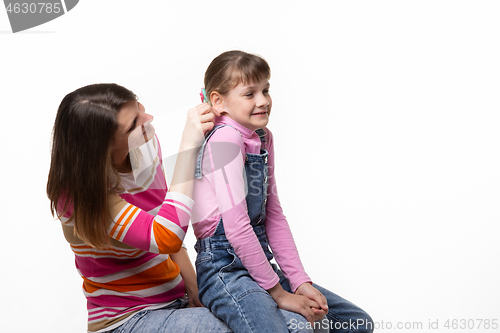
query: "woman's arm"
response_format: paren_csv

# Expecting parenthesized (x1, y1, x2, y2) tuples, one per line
(170, 247, 203, 307)
(168, 103, 219, 197)
(106, 104, 219, 253)
(61, 104, 218, 255)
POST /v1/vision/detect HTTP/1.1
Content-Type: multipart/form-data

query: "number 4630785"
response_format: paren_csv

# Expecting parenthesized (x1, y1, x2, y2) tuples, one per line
(444, 319, 498, 330)
(6, 3, 62, 14)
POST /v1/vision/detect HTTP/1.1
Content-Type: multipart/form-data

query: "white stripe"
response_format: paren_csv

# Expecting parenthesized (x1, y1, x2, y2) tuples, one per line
(154, 215, 185, 240)
(110, 204, 136, 238)
(85, 254, 168, 283)
(87, 302, 175, 326)
(165, 192, 195, 209)
(83, 274, 182, 298)
(72, 251, 145, 259)
(165, 200, 191, 216)
(72, 246, 141, 256)
(118, 208, 140, 242)
(88, 310, 127, 319)
(150, 223, 159, 253)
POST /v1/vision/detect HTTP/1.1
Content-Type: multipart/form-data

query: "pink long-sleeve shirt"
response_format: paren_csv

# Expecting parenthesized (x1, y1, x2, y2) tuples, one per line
(192, 116, 311, 292)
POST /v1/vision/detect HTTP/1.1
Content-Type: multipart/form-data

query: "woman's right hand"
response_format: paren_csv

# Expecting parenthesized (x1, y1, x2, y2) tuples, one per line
(180, 103, 220, 151)
(267, 283, 323, 324)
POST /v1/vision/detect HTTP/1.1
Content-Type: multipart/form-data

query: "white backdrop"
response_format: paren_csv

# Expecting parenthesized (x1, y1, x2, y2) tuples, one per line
(1, 1, 499, 332)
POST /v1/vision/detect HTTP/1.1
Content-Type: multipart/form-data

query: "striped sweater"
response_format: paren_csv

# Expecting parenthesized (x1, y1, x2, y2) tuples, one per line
(59, 135, 193, 332)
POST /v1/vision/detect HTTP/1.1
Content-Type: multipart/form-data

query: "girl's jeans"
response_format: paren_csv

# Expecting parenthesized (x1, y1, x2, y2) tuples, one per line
(195, 126, 374, 333)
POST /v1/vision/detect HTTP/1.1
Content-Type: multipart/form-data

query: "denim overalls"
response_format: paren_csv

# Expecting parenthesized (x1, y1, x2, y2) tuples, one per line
(193, 125, 328, 333)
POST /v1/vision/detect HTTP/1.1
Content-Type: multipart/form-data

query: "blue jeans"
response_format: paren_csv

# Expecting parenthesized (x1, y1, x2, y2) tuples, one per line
(196, 222, 329, 333)
(108, 297, 231, 333)
(196, 222, 373, 333)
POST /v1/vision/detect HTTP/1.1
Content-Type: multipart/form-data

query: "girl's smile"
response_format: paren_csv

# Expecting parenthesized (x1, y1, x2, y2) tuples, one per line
(214, 78, 272, 131)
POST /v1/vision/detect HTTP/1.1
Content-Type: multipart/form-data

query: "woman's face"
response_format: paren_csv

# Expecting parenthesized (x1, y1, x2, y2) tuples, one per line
(112, 100, 154, 168)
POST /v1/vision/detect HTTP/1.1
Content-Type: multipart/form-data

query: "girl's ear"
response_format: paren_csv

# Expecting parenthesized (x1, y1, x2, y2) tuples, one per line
(210, 91, 224, 114)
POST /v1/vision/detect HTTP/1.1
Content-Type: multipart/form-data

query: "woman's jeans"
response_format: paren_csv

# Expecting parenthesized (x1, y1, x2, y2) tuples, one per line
(107, 297, 232, 333)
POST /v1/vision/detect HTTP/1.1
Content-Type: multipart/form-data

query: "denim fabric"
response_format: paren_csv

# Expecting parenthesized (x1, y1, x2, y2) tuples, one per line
(195, 126, 327, 333)
(107, 298, 232, 333)
(195, 125, 373, 333)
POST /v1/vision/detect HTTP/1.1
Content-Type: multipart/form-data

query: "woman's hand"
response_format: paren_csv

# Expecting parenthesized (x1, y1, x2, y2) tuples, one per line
(186, 288, 204, 308)
(295, 283, 329, 319)
(170, 248, 204, 308)
(169, 103, 220, 196)
(268, 282, 322, 324)
(180, 103, 220, 151)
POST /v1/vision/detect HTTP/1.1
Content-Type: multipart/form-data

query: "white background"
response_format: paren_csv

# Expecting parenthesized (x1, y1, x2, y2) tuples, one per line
(1, 1, 499, 332)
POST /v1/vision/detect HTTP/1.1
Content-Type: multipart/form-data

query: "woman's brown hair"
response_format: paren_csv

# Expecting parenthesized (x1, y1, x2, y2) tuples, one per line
(204, 50, 271, 103)
(47, 83, 137, 249)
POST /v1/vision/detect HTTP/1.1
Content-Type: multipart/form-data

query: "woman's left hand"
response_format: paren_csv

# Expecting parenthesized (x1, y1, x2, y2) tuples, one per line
(186, 289, 204, 308)
(295, 283, 329, 320)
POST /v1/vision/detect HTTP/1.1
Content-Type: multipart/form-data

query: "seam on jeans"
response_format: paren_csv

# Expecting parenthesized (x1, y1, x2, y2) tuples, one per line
(235, 287, 269, 301)
(217, 272, 256, 333)
(216, 249, 258, 333)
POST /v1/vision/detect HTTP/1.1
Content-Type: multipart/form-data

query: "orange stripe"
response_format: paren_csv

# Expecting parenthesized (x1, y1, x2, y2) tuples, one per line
(116, 207, 138, 240)
(82, 258, 180, 293)
(109, 205, 133, 236)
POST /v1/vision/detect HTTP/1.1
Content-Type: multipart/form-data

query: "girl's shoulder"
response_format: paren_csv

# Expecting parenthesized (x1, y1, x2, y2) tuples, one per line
(209, 124, 245, 145)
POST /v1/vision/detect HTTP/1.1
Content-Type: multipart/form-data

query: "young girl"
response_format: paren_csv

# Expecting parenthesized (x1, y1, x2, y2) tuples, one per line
(191, 51, 374, 333)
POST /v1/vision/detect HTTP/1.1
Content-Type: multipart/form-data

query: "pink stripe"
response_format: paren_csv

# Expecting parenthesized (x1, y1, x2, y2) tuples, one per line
(87, 281, 185, 309)
(76, 252, 160, 277)
(121, 210, 155, 251)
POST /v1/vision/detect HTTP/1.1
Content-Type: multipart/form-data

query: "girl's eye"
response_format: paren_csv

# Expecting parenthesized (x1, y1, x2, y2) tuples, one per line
(245, 93, 254, 97)
(128, 118, 137, 133)
(263, 89, 270, 94)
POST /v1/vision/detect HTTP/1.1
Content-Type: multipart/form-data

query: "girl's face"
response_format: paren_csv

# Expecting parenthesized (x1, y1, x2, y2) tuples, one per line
(112, 100, 154, 168)
(218, 78, 272, 131)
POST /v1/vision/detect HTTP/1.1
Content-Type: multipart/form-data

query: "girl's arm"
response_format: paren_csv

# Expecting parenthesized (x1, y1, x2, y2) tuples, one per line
(264, 128, 328, 316)
(170, 247, 203, 307)
(204, 126, 323, 323)
(263, 128, 312, 292)
(204, 126, 279, 289)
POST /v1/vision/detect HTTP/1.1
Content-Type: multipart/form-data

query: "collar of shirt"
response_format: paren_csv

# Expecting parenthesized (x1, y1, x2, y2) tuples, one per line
(215, 115, 259, 140)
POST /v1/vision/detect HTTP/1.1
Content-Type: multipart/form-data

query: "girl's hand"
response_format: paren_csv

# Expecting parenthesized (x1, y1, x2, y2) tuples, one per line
(268, 283, 321, 324)
(295, 283, 329, 319)
(180, 103, 220, 151)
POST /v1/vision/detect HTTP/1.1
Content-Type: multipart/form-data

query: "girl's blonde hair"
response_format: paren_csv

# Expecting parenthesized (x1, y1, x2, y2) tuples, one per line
(204, 50, 270, 104)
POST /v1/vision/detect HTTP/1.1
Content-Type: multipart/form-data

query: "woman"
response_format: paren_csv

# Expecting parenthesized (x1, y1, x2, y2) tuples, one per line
(46, 83, 231, 333)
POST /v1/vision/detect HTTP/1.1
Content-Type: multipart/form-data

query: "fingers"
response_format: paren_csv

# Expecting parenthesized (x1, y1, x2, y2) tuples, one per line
(299, 297, 321, 324)
(201, 121, 215, 134)
(196, 102, 220, 117)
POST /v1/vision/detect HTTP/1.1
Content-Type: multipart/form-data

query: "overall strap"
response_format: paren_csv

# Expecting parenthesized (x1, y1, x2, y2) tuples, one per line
(194, 124, 241, 179)
(255, 128, 267, 150)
